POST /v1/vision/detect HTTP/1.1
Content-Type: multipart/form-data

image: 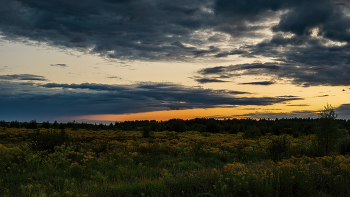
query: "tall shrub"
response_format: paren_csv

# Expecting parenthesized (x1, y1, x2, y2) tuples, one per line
(29, 129, 70, 153)
(267, 135, 290, 162)
(315, 104, 342, 155)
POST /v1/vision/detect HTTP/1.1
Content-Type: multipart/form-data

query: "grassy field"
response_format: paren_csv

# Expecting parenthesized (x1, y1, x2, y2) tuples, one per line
(1, 127, 350, 196)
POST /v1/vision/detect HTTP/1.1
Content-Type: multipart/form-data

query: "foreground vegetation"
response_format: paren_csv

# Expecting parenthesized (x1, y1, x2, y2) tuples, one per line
(1, 125, 350, 196)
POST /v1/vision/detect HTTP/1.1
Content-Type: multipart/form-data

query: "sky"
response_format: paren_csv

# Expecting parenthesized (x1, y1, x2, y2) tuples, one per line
(1, 0, 350, 123)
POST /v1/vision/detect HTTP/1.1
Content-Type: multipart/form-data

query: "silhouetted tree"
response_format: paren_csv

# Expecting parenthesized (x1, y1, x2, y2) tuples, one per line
(205, 120, 220, 133)
(316, 104, 342, 155)
(26, 120, 38, 129)
(52, 121, 59, 129)
(42, 121, 50, 129)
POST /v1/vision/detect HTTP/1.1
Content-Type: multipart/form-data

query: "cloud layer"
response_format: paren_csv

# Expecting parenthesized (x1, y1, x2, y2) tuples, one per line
(0, 80, 302, 121)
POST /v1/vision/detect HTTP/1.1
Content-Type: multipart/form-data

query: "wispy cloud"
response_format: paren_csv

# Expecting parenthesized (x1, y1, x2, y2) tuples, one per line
(50, 64, 68, 67)
(237, 110, 319, 119)
(0, 74, 47, 81)
(239, 81, 275, 85)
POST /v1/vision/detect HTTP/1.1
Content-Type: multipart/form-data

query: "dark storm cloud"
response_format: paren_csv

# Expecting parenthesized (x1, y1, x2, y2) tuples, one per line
(197, 1, 350, 87)
(0, 74, 47, 81)
(157, 4, 199, 16)
(1, 0, 350, 86)
(194, 63, 282, 84)
(214, 0, 302, 21)
(0, 0, 221, 60)
(196, 46, 350, 86)
(255, 38, 350, 86)
(171, 41, 221, 57)
(50, 64, 67, 67)
(272, 1, 350, 43)
(0, 81, 303, 121)
(0, 0, 301, 61)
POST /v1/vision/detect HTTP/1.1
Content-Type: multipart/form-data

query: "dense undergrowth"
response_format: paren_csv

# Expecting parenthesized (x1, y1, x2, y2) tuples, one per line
(1, 126, 350, 197)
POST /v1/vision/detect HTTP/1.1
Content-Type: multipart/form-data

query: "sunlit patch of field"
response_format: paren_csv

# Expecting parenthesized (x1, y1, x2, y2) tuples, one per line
(1, 128, 350, 196)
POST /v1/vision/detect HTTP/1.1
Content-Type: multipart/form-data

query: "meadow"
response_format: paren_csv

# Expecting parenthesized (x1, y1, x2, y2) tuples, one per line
(1, 123, 350, 197)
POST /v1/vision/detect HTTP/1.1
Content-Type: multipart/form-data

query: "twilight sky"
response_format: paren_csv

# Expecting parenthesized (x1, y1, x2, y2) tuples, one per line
(1, 0, 350, 122)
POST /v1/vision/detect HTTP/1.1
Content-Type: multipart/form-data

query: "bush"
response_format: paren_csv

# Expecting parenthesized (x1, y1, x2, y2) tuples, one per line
(92, 139, 109, 157)
(142, 125, 154, 138)
(29, 129, 70, 153)
(166, 130, 179, 139)
(267, 135, 290, 162)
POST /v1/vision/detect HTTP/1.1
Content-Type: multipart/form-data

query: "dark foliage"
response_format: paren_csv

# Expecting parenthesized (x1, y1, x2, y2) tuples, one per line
(142, 125, 153, 138)
(52, 121, 59, 129)
(1, 117, 350, 138)
(243, 125, 262, 139)
(268, 135, 290, 162)
(41, 121, 50, 129)
(205, 120, 221, 133)
(0, 120, 7, 127)
(58, 123, 65, 130)
(28, 129, 70, 153)
(9, 120, 20, 128)
(339, 137, 350, 155)
(92, 140, 109, 157)
(315, 104, 342, 155)
(26, 120, 38, 129)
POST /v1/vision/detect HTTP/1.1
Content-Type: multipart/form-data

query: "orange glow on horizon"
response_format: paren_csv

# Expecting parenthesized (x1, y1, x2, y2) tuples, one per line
(67, 103, 329, 122)
(69, 104, 308, 121)
(72, 108, 244, 122)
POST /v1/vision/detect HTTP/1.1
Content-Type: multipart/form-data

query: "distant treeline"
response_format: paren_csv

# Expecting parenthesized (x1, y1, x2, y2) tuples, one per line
(1, 118, 350, 137)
